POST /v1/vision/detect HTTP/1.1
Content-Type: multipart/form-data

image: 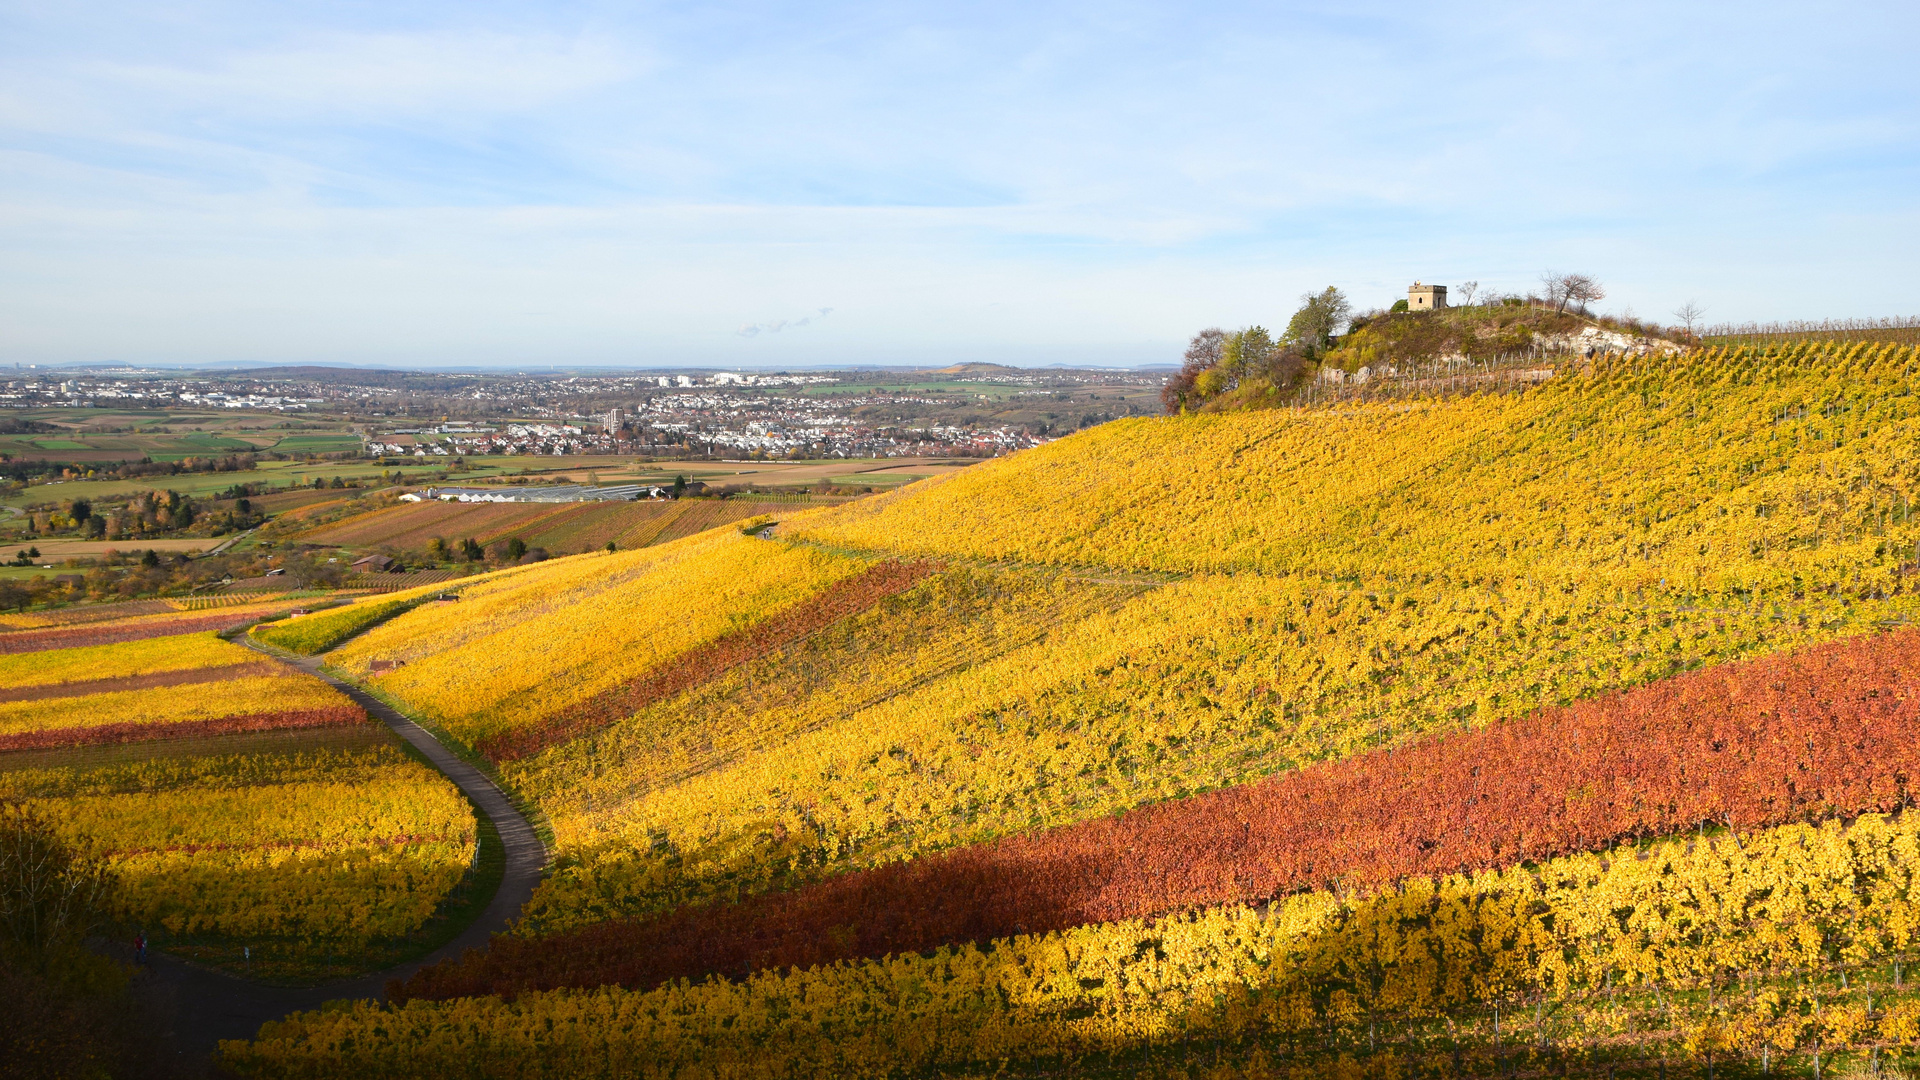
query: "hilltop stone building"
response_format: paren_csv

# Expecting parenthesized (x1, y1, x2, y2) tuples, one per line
(1409, 282, 1448, 310)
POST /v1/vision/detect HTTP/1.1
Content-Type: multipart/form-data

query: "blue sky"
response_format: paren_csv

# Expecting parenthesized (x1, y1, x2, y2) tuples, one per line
(2, 1, 1916, 369)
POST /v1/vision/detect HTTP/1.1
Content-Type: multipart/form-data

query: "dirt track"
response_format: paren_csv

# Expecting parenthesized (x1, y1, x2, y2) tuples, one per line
(145, 648, 547, 1063)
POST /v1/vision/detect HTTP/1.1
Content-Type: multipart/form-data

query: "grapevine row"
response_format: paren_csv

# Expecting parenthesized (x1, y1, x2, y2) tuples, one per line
(401, 625, 1920, 1001)
(477, 559, 936, 762)
(236, 811, 1920, 1078)
(0, 705, 367, 752)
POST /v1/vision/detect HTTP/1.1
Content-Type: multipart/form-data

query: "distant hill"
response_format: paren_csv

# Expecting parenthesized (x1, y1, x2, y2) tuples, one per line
(925, 362, 1022, 376)
(212, 366, 476, 389)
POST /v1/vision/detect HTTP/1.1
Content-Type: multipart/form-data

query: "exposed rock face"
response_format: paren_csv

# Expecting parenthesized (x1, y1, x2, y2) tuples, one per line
(1534, 325, 1683, 357)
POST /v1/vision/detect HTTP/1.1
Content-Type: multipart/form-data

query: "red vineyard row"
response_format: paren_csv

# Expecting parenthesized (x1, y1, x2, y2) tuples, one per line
(475, 560, 938, 763)
(0, 662, 282, 703)
(0, 706, 369, 752)
(398, 626, 1920, 1003)
(0, 611, 265, 654)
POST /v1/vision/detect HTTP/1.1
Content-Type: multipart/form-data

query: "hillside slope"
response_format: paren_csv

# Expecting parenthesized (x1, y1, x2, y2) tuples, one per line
(793, 341, 1910, 592)
(231, 342, 1920, 1079)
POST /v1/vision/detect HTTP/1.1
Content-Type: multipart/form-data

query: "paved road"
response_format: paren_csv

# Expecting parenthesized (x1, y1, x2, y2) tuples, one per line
(150, 648, 547, 1061)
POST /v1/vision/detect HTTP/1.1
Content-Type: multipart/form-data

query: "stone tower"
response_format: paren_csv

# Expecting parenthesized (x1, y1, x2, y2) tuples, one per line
(1408, 282, 1448, 311)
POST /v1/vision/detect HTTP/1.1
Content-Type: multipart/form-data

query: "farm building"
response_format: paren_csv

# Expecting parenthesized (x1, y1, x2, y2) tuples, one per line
(419, 484, 664, 503)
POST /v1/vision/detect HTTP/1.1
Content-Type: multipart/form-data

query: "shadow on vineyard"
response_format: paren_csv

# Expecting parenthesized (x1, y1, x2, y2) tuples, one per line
(0, 802, 187, 1080)
(159, 806, 504, 986)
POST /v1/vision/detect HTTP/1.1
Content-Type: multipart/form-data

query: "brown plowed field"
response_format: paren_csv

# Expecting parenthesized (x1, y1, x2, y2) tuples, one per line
(298, 502, 569, 549)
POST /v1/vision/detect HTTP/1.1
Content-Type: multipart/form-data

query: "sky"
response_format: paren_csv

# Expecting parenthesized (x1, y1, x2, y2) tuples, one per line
(1, 2, 1916, 370)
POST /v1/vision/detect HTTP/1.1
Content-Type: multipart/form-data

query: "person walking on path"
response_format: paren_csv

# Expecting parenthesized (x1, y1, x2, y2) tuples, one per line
(134, 930, 147, 967)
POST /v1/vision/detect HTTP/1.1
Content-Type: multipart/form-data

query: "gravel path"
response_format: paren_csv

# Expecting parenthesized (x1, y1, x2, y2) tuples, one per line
(150, 649, 547, 1061)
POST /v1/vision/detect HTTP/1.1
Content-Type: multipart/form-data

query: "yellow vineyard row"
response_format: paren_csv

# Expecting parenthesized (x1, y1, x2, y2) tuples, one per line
(0, 629, 260, 689)
(331, 529, 867, 748)
(226, 811, 1920, 1078)
(0, 673, 358, 738)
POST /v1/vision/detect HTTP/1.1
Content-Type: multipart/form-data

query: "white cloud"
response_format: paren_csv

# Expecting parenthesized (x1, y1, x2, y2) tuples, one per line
(738, 308, 834, 337)
(95, 30, 639, 119)
(0, 1, 1916, 366)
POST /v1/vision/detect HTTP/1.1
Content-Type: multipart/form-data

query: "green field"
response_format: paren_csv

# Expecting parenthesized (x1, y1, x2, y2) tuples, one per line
(1, 460, 450, 510)
(2, 452, 972, 525)
(273, 434, 363, 453)
(0, 407, 359, 463)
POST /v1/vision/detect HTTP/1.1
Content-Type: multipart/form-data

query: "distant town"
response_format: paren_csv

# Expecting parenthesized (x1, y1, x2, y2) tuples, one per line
(0, 363, 1167, 464)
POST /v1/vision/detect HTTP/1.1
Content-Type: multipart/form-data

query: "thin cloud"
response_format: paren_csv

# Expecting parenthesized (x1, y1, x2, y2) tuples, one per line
(738, 307, 834, 337)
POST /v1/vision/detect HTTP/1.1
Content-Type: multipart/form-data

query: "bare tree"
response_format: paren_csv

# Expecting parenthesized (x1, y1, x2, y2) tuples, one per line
(1456, 280, 1480, 307)
(1564, 275, 1605, 313)
(1673, 300, 1706, 334)
(1541, 271, 1606, 314)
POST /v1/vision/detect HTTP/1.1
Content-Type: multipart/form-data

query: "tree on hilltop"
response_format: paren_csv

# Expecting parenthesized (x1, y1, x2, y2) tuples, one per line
(1673, 300, 1706, 335)
(1162, 328, 1225, 414)
(1163, 326, 1307, 414)
(1283, 287, 1351, 354)
(1541, 272, 1606, 315)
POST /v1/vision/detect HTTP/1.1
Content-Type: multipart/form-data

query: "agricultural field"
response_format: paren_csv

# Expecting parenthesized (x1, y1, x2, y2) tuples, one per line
(52, 339, 1920, 1076)
(0, 624, 478, 981)
(0, 456, 453, 512)
(294, 496, 825, 556)
(0, 408, 361, 463)
(0, 629, 361, 750)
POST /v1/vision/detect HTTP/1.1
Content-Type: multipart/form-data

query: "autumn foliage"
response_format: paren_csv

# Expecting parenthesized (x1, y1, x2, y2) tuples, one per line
(0, 705, 367, 752)
(0, 661, 282, 703)
(476, 559, 937, 763)
(0, 610, 268, 654)
(400, 625, 1920, 1002)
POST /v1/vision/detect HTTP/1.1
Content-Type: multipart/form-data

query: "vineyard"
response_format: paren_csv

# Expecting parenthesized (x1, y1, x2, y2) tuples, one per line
(788, 341, 1920, 595)
(328, 528, 870, 748)
(399, 625, 1920, 1000)
(0, 592, 294, 630)
(0, 630, 369, 750)
(0, 339, 1909, 1074)
(251, 583, 459, 655)
(0, 599, 309, 653)
(1, 720, 476, 980)
(234, 811, 1920, 1078)
(1705, 315, 1920, 346)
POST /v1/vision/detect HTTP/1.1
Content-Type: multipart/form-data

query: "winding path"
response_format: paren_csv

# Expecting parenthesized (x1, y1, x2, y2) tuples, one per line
(151, 649, 547, 1059)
